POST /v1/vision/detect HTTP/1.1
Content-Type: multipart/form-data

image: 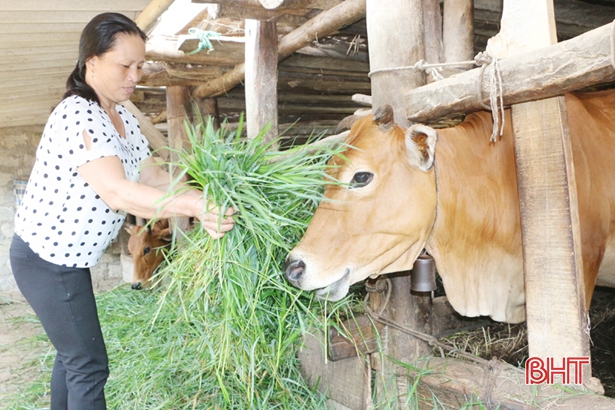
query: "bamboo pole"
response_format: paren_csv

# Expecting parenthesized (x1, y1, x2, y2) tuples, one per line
(134, 0, 175, 34)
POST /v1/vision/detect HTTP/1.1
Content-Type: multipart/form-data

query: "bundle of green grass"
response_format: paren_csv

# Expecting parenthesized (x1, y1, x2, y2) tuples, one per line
(98, 118, 355, 409)
(5, 117, 358, 410)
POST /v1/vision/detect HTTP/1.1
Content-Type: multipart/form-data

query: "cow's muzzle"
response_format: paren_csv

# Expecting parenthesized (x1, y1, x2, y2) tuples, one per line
(283, 259, 305, 287)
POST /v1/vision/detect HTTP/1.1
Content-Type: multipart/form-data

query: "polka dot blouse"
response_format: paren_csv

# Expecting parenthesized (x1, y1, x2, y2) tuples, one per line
(14, 95, 151, 268)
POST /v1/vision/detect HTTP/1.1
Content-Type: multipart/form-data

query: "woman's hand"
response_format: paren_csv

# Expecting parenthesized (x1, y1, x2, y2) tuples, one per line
(186, 191, 236, 239)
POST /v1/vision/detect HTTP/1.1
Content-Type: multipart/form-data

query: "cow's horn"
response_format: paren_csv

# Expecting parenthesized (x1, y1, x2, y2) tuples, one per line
(373, 105, 395, 132)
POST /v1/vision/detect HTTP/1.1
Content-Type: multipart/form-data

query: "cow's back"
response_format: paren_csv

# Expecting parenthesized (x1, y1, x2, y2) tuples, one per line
(429, 89, 615, 323)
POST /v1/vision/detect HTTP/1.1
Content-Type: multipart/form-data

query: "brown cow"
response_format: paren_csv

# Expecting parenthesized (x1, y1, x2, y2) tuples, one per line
(124, 219, 171, 289)
(284, 90, 615, 323)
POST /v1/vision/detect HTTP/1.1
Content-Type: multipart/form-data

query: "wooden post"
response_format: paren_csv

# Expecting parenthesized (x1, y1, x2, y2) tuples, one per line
(195, 98, 220, 130)
(443, 0, 474, 62)
(166, 86, 193, 234)
(422, 0, 443, 68)
(367, 0, 425, 127)
(245, 19, 279, 145)
(366, 0, 431, 405)
(492, 0, 591, 383)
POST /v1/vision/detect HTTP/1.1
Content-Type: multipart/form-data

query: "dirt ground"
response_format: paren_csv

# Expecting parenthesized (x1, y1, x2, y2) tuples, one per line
(0, 301, 47, 406)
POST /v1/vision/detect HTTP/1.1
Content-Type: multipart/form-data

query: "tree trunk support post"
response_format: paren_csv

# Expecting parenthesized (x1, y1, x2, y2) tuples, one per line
(494, 0, 593, 386)
(366, 0, 432, 404)
(245, 19, 279, 146)
(166, 86, 193, 234)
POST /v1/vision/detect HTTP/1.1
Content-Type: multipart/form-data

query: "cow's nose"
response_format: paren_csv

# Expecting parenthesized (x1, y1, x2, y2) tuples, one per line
(284, 259, 306, 286)
(131, 282, 142, 290)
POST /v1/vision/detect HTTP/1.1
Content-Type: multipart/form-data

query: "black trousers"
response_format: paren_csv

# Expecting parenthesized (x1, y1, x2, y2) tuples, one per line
(9, 234, 108, 410)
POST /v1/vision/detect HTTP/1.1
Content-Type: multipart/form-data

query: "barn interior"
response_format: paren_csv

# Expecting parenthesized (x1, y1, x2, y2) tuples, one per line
(2, 0, 615, 407)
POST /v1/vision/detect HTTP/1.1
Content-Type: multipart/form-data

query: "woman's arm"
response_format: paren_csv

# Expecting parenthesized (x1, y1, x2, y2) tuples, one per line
(78, 155, 234, 238)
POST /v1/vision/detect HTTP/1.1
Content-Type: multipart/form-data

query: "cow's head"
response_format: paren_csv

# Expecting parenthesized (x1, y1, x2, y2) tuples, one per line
(124, 219, 171, 289)
(284, 105, 438, 300)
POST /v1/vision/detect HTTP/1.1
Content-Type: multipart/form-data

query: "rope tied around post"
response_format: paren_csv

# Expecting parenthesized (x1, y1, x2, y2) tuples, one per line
(475, 51, 506, 142)
(367, 51, 506, 142)
(186, 27, 222, 55)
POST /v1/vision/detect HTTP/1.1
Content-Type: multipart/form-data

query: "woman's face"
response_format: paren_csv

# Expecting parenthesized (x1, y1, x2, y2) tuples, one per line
(85, 32, 145, 110)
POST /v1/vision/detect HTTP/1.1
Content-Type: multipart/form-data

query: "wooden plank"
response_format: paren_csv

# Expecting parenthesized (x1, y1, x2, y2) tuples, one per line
(408, 357, 614, 409)
(498, 0, 591, 381)
(404, 21, 615, 123)
(443, 0, 473, 63)
(298, 329, 370, 410)
(245, 19, 278, 145)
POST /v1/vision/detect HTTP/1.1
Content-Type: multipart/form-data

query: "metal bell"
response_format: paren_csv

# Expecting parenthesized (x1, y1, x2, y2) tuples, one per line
(410, 252, 437, 292)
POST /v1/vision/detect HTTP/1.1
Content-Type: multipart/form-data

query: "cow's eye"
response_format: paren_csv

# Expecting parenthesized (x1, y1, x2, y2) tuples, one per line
(143, 247, 151, 255)
(350, 172, 374, 188)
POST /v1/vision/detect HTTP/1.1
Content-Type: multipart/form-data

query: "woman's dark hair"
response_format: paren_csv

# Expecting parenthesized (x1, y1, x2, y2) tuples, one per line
(64, 12, 147, 104)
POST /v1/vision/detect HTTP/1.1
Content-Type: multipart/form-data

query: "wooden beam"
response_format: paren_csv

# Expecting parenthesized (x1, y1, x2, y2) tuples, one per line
(408, 357, 614, 408)
(499, 0, 591, 384)
(366, 0, 431, 406)
(404, 21, 615, 123)
(166, 86, 193, 233)
(423, 0, 443, 68)
(135, 0, 175, 33)
(367, 0, 425, 126)
(245, 19, 279, 145)
(191, 0, 366, 99)
(443, 0, 473, 63)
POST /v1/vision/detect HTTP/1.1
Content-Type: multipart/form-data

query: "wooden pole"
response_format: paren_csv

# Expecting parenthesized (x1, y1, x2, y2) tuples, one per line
(166, 86, 193, 233)
(495, 0, 591, 384)
(367, 0, 425, 127)
(245, 19, 279, 145)
(443, 0, 473, 63)
(403, 21, 615, 123)
(191, 0, 366, 99)
(423, 0, 443, 68)
(366, 0, 431, 405)
(134, 0, 175, 34)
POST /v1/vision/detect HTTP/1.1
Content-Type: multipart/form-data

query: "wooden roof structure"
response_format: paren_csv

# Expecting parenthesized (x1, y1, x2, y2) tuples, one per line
(1, 0, 614, 135)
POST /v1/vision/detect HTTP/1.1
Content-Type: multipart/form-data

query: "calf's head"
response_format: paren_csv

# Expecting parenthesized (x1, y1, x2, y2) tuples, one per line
(125, 219, 171, 289)
(284, 106, 438, 300)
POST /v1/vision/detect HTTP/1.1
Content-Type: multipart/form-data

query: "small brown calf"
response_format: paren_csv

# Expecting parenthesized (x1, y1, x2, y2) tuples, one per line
(124, 219, 171, 290)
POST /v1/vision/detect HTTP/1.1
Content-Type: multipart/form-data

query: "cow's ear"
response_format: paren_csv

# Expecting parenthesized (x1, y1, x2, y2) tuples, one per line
(123, 222, 134, 235)
(405, 124, 437, 171)
(373, 105, 395, 133)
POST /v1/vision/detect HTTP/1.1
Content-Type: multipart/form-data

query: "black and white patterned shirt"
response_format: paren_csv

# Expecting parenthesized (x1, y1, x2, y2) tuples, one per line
(15, 95, 151, 268)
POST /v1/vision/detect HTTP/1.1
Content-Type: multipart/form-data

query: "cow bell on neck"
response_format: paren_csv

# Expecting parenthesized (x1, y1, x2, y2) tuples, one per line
(410, 252, 437, 292)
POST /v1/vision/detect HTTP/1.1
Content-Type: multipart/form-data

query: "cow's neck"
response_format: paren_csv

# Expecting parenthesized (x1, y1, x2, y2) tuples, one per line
(424, 111, 526, 323)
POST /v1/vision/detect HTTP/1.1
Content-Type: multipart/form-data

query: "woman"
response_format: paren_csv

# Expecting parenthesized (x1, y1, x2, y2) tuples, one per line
(9, 13, 234, 410)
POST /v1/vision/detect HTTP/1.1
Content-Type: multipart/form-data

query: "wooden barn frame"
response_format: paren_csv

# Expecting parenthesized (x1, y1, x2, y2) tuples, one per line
(127, 1, 615, 408)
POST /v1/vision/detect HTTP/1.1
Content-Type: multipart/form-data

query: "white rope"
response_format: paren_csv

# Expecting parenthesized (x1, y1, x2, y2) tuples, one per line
(368, 59, 477, 78)
(367, 52, 506, 142)
(475, 52, 506, 142)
